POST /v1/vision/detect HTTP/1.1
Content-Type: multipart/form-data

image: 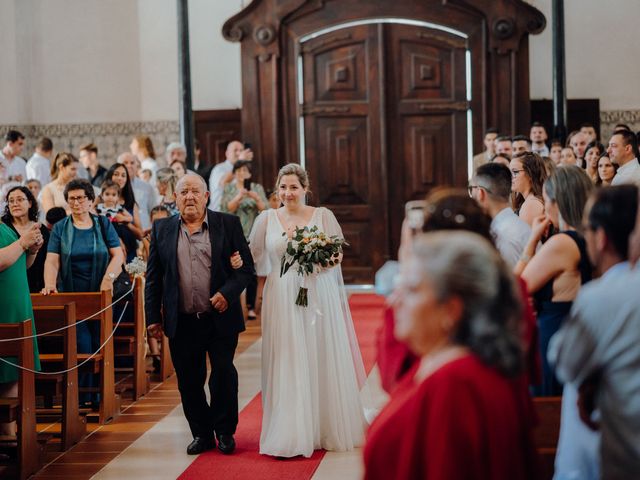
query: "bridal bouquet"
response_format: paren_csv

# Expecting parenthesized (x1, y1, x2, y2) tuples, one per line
(280, 225, 348, 307)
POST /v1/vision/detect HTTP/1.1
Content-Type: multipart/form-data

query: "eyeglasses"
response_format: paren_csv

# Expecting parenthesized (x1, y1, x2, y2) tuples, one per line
(67, 195, 88, 204)
(467, 184, 492, 198)
(8, 197, 28, 205)
(511, 169, 525, 177)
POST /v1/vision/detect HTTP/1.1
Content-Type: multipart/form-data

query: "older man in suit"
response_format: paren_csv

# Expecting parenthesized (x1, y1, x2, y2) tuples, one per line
(145, 173, 254, 455)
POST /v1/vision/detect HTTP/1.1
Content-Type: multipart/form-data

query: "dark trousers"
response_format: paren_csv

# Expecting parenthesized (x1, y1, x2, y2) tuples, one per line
(169, 313, 239, 439)
(246, 274, 258, 310)
(77, 321, 100, 405)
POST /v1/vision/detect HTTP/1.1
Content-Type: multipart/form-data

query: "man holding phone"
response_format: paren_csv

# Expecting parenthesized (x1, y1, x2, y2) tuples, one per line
(208, 140, 253, 211)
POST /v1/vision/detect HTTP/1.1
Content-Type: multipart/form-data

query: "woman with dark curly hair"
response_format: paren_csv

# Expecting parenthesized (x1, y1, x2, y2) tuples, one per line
(510, 152, 547, 227)
(365, 232, 537, 480)
(2, 185, 50, 292)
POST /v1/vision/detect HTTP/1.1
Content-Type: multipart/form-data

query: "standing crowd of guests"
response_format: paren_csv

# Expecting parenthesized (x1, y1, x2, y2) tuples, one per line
(0, 131, 269, 414)
(2, 121, 640, 478)
(370, 122, 640, 479)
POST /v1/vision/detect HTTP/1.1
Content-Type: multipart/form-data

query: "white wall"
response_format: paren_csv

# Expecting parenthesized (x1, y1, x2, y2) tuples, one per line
(0, 0, 25, 123)
(527, 0, 640, 111)
(0, 0, 243, 125)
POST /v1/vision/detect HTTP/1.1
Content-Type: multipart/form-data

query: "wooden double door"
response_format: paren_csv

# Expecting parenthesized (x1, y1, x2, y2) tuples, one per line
(300, 22, 470, 283)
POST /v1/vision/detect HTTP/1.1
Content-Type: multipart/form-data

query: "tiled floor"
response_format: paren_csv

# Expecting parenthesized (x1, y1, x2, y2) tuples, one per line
(26, 301, 387, 480)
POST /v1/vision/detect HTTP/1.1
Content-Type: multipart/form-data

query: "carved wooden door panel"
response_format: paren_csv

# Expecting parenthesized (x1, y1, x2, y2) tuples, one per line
(301, 24, 385, 283)
(384, 23, 470, 256)
(300, 22, 469, 282)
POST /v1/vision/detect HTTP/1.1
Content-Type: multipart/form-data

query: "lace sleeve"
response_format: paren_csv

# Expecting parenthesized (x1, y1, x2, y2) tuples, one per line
(248, 210, 271, 276)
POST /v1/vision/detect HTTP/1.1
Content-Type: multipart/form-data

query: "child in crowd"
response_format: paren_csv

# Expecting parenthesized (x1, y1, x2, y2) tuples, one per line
(139, 169, 153, 183)
(138, 205, 170, 262)
(96, 180, 133, 224)
(45, 207, 67, 230)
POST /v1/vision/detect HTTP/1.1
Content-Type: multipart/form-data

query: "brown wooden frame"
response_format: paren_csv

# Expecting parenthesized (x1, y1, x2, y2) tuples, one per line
(31, 291, 117, 424)
(32, 303, 86, 450)
(223, 0, 545, 188)
(0, 320, 40, 480)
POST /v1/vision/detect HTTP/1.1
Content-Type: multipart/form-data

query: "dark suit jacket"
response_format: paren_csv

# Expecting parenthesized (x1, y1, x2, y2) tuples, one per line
(144, 210, 255, 339)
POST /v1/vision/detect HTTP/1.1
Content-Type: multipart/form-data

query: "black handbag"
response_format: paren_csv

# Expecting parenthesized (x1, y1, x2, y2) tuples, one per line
(96, 215, 133, 300)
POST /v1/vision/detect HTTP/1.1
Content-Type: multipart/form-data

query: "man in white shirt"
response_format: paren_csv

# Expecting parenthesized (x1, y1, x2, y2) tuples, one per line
(0, 130, 27, 184)
(470, 162, 531, 267)
(26, 137, 53, 186)
(472, 128, 498, 173)
(118, 152, 156, 230)
(208, 140, 253, 211)
(549, 185, 639, 480)
(609, 130, 640, 187)
(530, 122, 550, 157)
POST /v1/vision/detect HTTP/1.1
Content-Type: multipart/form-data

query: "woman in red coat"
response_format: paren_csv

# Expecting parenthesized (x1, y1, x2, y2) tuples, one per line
(364, 231, 538, 480)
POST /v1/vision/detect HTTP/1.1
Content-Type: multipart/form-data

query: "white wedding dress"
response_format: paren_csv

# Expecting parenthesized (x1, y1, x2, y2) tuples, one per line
(249, 207, 368, 458)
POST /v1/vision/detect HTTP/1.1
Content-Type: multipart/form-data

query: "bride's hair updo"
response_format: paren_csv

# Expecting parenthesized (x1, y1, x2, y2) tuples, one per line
(276, 163, 310, 190)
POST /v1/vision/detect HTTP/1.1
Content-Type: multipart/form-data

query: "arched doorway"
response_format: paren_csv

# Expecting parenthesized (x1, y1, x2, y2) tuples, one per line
(224, 0, 545, 282)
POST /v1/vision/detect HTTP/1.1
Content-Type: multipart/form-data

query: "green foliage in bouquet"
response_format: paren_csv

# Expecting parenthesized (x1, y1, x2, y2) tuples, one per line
(280, 225, 348, 307)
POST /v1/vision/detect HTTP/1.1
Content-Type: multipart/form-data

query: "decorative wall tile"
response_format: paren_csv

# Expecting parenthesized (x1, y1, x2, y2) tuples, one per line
(600, 110, 640, 141)
(0, 121, 180, 167)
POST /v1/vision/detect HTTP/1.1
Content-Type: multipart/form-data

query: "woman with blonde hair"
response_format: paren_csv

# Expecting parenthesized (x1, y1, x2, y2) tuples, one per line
(130, 135, 158, 177)
(41, 152, 79, 214)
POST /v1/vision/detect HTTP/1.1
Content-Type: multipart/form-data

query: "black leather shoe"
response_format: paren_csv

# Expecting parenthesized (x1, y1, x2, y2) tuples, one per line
(186, 436, 214, 455)
(216, 434, 236, 454)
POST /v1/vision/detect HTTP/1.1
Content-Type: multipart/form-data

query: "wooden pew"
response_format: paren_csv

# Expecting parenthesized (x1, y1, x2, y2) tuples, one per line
(31, 290, 117, 424)
(159, 334, 174, 381)
(533, 396, 562, 480)
(32, 303, 86, 450)
(113, 276, 148, 400)
(0, 320, 40, 480)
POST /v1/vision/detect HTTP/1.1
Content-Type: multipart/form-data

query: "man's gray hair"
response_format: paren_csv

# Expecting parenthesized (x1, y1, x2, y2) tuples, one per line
(175, 173, 208, 193)
(117, 152, 135, 165)
(165, 142, 187, 159)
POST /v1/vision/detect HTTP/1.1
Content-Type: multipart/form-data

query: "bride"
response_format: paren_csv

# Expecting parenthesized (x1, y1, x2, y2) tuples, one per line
(249, 163, 368, 458)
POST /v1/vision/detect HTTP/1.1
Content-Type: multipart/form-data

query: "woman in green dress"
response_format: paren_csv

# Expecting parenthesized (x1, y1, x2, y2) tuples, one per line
(0, 217, 43, 434)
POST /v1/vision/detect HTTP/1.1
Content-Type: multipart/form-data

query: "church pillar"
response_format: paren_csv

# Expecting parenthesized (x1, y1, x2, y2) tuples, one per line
(552, 0, 567, 143)
(177, 0, 196, 168)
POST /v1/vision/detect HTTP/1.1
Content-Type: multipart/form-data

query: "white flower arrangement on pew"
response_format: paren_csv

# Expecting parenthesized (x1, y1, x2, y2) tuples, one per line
(125, 256, 147, 277)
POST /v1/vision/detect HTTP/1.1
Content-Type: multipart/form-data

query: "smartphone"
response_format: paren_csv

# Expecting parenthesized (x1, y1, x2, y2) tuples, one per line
(405, 200, 427, 233)
(243, 142, 252, 150)
(243, 178, 252, 191)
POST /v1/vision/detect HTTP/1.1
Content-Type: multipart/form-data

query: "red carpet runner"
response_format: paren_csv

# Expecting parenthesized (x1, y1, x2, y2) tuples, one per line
(178, 293, 386, 480)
